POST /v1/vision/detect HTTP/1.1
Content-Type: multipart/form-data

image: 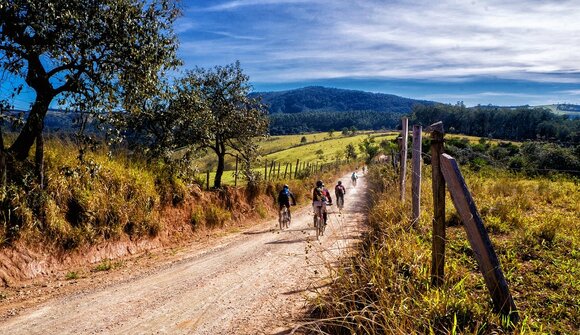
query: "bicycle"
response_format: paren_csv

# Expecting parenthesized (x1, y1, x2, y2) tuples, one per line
(313, 205, 325, 240)
(279, 205, 290, 230)
(336, 195, 344, 211)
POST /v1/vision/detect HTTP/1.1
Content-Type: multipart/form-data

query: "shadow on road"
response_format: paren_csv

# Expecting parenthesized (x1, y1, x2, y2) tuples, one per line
(265, 238, 308, 245)
(242, 228, 275, 235)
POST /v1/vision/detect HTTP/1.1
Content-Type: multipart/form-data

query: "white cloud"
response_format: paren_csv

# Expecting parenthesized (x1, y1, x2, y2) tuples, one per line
(199, 0, 316, 12)
(179, 0, 580, 84)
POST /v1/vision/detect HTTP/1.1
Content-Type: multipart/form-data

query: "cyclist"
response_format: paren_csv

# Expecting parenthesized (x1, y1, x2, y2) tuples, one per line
(312, 180, 332, 225)
(335, 180, 346, 209)
(277, 184, 296, 224)
(351, 171, 358, 186)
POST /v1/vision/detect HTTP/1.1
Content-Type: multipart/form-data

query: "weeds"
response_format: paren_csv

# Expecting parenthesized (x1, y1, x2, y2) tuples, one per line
(65, 271, 79, 280)
(306, 165, 579, 334)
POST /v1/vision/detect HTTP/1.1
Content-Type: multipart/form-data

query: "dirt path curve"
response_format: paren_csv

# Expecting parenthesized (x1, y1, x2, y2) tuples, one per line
(0, 173, 368, 335)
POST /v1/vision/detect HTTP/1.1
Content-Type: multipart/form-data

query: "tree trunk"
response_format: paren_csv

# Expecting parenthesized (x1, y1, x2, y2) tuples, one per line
(214, 143, 226, 189)
(9, 95, 52, 161)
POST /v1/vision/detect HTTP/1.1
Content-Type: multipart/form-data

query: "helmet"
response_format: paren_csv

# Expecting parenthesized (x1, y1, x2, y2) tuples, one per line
(283, 184, 289, 189)
(337, 180, 342, 185)
(316, 180, 323, 187)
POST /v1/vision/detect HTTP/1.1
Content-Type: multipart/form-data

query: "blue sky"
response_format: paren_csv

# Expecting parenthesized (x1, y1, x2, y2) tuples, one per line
(3, 0, 580, 108)
(176, 0, 580, 106)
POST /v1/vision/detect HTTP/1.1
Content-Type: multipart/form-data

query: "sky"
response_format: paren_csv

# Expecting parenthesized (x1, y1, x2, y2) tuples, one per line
(175, 0, 580, 106)
(3, 0, 580, 109)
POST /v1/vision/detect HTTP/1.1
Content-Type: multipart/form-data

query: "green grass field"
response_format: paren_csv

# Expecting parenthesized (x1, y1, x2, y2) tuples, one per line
(199, 131, 399, 186)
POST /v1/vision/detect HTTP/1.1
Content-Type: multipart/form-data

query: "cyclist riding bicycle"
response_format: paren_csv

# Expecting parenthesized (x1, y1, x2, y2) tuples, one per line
(312, 180, 332, 225)
(277, 184, 296, 224)
(335, 180, 346, 208)
(351, 171, 358, 186)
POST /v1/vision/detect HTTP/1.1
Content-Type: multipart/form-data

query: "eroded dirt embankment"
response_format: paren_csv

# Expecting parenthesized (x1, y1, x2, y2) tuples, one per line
(0, 172, 368, 334)
(0, 184, 276, 285)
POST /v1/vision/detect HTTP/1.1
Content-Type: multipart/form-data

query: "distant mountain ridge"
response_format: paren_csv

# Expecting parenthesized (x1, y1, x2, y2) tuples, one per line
(251, 86, 435, 114)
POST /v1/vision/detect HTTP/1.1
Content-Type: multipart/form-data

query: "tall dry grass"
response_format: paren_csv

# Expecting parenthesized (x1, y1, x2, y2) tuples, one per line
(304, 164, 579, 334)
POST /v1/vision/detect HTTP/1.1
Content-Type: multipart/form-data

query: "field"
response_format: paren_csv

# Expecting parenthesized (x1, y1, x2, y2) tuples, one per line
(201, 131, 398, 185)
(309, 164, 579, 334)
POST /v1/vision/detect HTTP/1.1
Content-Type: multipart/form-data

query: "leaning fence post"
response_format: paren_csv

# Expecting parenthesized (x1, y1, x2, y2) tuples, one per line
(284, 163, 288, 179)
(206, 170, 210, 190)
(400, 117, 409, 202)
(295, 159, 300, 178)
(411, 124, 422, 227)
(277, 161, 281, 179)
(269, 161, 275, 180)
(440, 153, 519, 322)
(429, 121, 445, 287)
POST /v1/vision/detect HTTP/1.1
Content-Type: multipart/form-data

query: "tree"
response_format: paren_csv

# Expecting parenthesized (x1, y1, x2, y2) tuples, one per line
(175, 62, 269, 188)
(0, 0, 180, 161)
(327, 129, 334, 138)
(300, 136, 307, 143)
(359, 137, 379, 163)
(345, 143, 357, 161)
(315, 149, 324, 160)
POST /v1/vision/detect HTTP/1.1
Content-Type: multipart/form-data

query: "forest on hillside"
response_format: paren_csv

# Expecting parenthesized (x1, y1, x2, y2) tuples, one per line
(410, 104, 580, 143)
(252, 86, 434, 114)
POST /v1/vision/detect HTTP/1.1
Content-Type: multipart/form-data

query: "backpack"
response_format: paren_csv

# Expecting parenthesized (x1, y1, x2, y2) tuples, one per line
(313, 187, 327, 202)
(335, 185, 345, 196)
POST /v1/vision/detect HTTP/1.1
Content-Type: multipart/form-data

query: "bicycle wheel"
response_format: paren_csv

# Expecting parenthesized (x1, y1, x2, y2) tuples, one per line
(284, 209, 290, 229)
(279, 208, 285, 230)
(314, 214, 320, 240)
(337, 196, 344, 210)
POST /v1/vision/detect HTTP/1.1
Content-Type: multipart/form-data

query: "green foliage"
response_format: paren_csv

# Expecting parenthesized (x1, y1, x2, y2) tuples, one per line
(254, 86, 432, 115)
(269, 110, 401, 135)
(0, 0, 180, 159)
(410, 104, 579, 143)
(65, 271, 79, 280)
(441, 137, 580, 176)
(93, 259, 113, 272)
(345, 143, 357, 161)
(315, 149, 324, 160)
(204, 205, 231, 228)
(309, 166, 579, 334)
(359, 137, 380, 163)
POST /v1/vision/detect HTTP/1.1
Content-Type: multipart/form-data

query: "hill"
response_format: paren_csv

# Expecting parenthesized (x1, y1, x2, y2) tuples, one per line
(252, 86, 434, 114)
(251, 86, 435, 134)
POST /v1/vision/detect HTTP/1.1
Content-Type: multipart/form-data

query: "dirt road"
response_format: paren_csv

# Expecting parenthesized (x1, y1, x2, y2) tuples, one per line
(0, 173, 368, 335)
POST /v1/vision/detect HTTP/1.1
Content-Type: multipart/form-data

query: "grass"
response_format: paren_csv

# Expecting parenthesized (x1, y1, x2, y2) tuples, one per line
(306, 164, 579, 334)
(93, 259, 123, 272)
(200, 131, 397, 186)
(65, 271, 80, 280)
(1, 131, 360, 250)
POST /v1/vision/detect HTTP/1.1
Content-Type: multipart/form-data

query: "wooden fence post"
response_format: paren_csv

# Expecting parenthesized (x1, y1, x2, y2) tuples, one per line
(429, 121, 446, 287)
(234, 155, 239, 187)
(400, 117, 409, 202)
(284, 163, 288, 179)
(411, 124, 422, 227)
(295, 159, 300, 178)
(269, 161, 275, 180)
(264, 160, 268, 181)
(440, 153, 519, 321)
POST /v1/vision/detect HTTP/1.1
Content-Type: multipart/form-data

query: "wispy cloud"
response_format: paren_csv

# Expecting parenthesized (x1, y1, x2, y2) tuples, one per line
(179, 0, 580, 86)
(196, 0, 316, 12)
(162, 0, 580, 105)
